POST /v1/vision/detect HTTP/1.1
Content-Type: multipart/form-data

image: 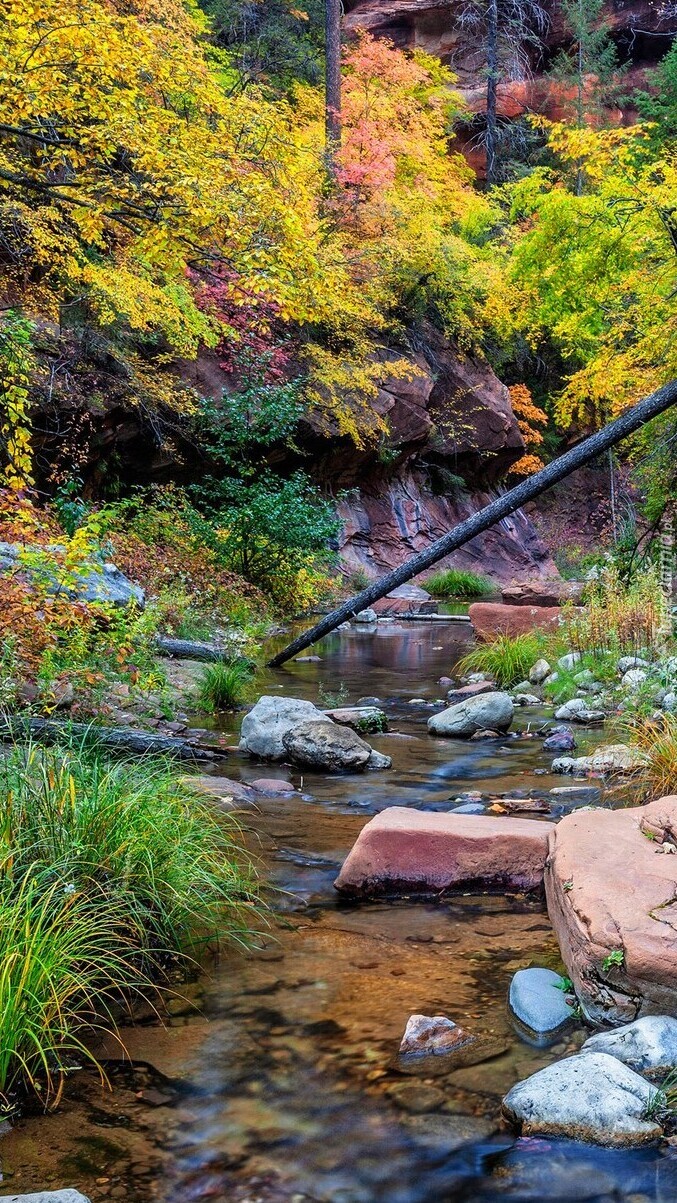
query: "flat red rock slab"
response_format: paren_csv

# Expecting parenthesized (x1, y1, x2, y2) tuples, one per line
(334, 806, 554, 896)
(469, 602, 562, 641)
(545, 796, 677, 1024)
(446, 682, 496, 703)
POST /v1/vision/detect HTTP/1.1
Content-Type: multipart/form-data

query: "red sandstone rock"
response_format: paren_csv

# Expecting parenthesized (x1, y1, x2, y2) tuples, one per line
(334, 806, 554, 896)
(373, 583, 437, 615)
(469, 602, 562, 640)
(545, 797, 677, 1024)
(501, 580, 585, 607)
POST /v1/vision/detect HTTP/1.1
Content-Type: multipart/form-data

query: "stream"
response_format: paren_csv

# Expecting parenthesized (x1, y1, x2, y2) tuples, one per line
(3, 621, 677, 1202)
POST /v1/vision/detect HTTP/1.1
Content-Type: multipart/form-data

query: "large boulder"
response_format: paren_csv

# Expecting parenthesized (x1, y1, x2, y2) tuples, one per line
(445, 681, 496, 704)
(239, 696, 325, 759)
(282, 720, 391, 773)
(335, 807, 554, 896)
(468, 603, 561, 641)
(0, 541, 144, 608)
(322, 706, 387, 733)
(553, 698, 605, 723)
(502, 1053, 660, 1146)
(582, 1016, 677, 1073)
(502, 581, 584, 607)
(545, 796, 677, 1023)
(373, 584, 437, 616)
(428, 691, 513, 738)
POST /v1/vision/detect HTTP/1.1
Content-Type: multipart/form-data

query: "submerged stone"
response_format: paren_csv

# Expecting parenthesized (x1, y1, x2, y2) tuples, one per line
(399, 1014, 473, 1057)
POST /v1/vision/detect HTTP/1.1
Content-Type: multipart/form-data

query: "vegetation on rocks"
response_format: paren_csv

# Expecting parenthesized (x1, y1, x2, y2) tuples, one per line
(424, 569, 493, 598)
(458, 631, 546, 687)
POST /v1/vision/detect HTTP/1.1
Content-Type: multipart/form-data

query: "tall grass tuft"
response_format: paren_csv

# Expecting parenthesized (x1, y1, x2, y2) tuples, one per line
(424, 568, 493, 598)
(624, 714, 677, 800)
(0, 743, 260, 956)
(457, 631, 546, 688)
(0, 873, 149, 1109)
(197, 659, 254, 710)
(0, 741, 262, 1110)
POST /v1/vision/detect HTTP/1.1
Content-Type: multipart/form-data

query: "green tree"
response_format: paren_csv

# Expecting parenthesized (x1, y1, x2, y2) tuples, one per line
(202, 0, 325, 91)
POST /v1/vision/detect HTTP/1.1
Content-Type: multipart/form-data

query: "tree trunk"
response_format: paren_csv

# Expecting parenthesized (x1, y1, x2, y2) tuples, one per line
(0, 718, 220, 760)
(325, 0, 342, 176)
(485, 0, 499, 186)
(155, 637, 247, 663)
(268, 379, 677, 667)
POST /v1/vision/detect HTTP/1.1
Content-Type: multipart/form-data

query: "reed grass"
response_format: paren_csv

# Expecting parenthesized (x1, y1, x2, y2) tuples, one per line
(0, 742, 262, 1110)
(197, 659, 254, 710)
(457, 631, 545, 688)
(424, 568, 493, 598)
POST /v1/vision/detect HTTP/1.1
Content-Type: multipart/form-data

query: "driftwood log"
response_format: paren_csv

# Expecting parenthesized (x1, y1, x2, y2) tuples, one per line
(0, 717, 220, 760)
(155, 637, 235, 663)
(269, 379, 677, 667)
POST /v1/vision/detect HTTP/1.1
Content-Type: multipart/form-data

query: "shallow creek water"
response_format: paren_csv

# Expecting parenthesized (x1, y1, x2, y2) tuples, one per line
(3, 621, 677, 1202)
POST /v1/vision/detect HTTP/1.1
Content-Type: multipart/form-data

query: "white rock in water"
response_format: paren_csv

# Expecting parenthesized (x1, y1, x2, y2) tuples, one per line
(509, 967, 574, 1035)
(554, 698, 605, 723)
(428, 692, 513, 738)
(581, 1015, 677, 1073)
(0, 1194, 92, 1203)
(551, 743, 647, 775)
(354, 609, 377, 624)
(239, 695, 325, 759)
(502, 1052, 660, 1146)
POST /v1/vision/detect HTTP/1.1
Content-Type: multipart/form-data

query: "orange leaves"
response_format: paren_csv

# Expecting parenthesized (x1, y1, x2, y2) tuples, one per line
(508, 384, 548, 476)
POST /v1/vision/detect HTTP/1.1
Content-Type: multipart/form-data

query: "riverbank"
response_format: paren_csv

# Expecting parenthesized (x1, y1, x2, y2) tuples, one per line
(4, 620, 677, 1202)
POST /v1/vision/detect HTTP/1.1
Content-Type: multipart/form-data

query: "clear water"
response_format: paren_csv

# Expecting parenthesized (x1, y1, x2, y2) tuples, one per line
(2, 622, 674, 1203)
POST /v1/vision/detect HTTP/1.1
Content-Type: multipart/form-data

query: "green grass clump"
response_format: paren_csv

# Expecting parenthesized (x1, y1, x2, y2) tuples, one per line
(0, 742, 261, 1110)
(424, 568, 493, 598)
(457, 631, 545, 688)
(197, 659, 254, 710)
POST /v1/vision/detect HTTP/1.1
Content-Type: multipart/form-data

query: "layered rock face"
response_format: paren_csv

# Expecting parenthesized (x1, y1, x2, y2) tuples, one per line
(327, 331, 556, 582)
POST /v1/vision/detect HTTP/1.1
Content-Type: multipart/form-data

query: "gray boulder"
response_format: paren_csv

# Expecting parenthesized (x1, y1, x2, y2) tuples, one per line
(554, 698, 605, 723)
(558, 652, 582, 671)
(622, 668, 648, 691)
(0, 541, 143, 608)
(581, 1016, 677, 1073)
(663, 691, 677, 713)
(365, 748, 392, 771)
(283, 720, 387, 772)
(239, 695, 325, 759)
(0, 1194, 91, 1203)
(428, 692, 513, 738)
(502, 1052, 661, 1146)
(529, 658, 551, 685)
(543, 727, 576, 752)
(551, 743, 646, 775)
(509, 967, 574, 1035)
(353, 608, 377, 624)
(618, 656, 650, 674)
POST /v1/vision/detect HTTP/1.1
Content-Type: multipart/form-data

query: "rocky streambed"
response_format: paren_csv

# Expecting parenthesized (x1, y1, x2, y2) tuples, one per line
(3, 620, 677, 1203)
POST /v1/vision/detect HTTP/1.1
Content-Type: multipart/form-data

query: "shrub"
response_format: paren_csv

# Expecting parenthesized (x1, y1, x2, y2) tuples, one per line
(424, 568, 493, 598)
(457, 631, 546, 687)
(197, 660, 255, 710)
(563, 564, 666, 658)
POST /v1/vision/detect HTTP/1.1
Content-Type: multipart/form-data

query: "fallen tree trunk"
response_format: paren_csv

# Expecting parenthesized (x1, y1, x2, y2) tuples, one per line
(269, 379, 677, 667)
(155, 637, 235, 663)
(0, 718, 219, 760)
